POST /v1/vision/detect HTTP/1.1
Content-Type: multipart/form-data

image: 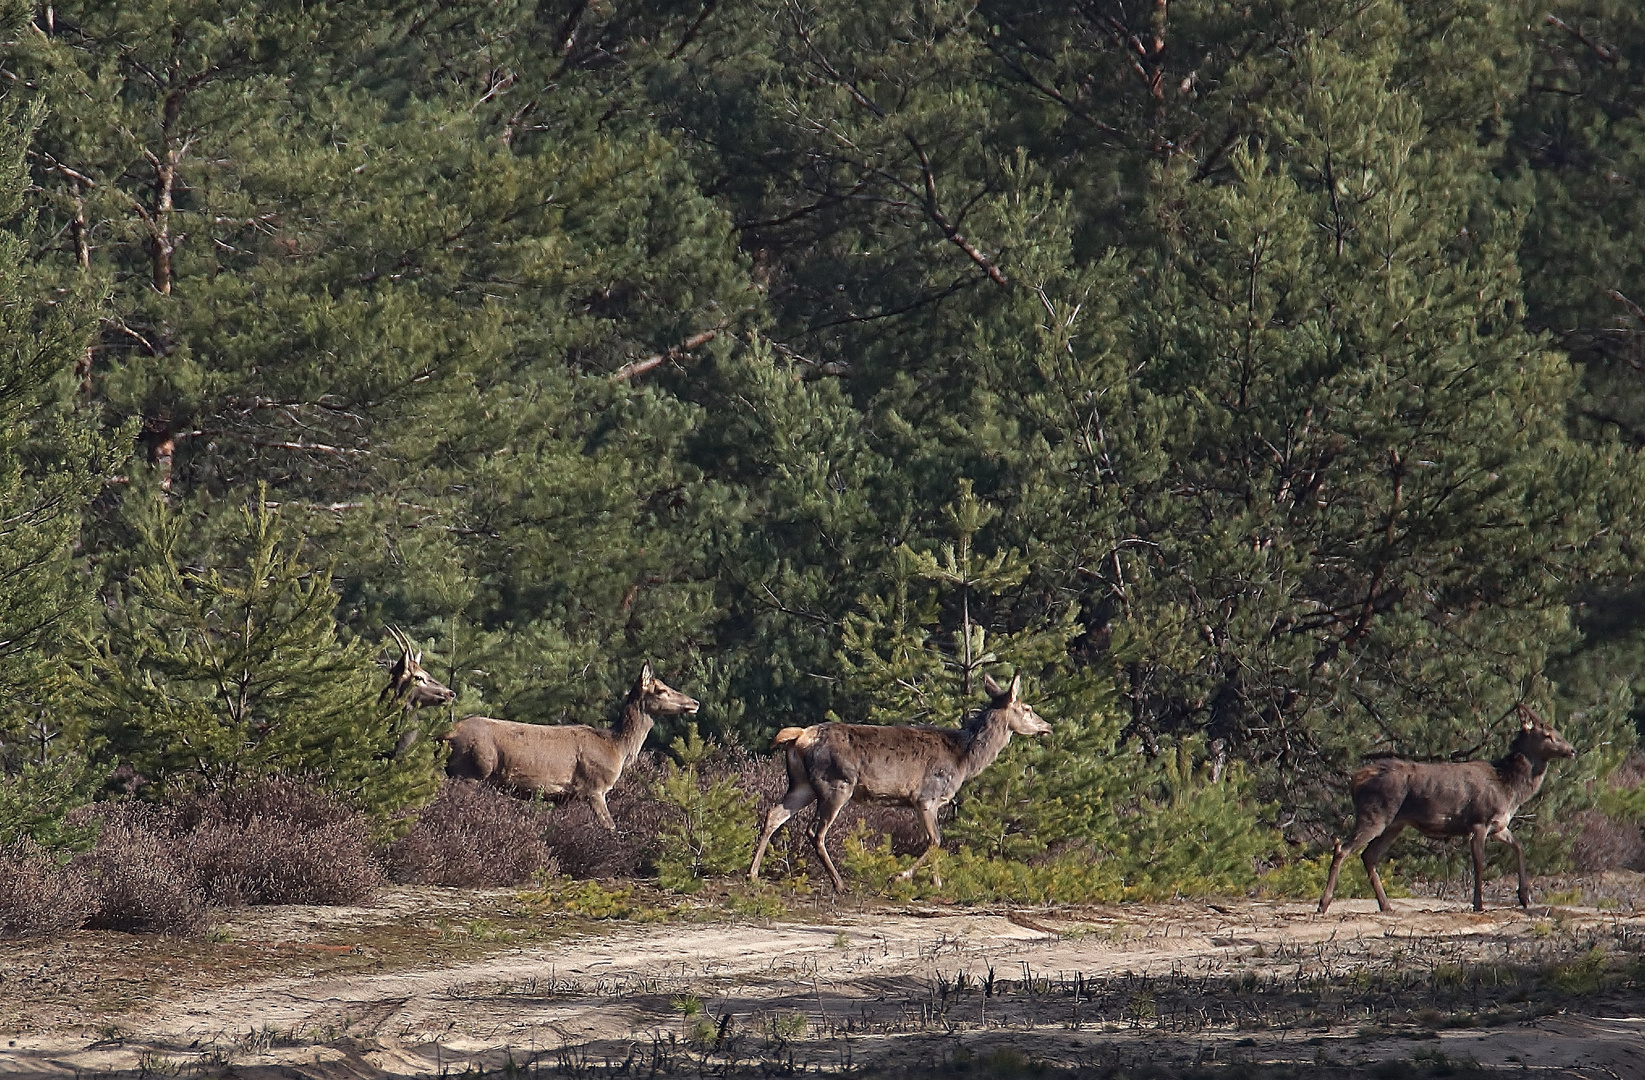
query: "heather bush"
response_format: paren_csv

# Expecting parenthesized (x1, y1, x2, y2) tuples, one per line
(1570, 752, 1645, 872)
(543, 755, 671, 879)
(0, 837, 96, 938)
(77, 802, 205, 934)
(174, 777, 382, 905)
(1570, 810, 1645, 872)
(385, 779, 556, 886)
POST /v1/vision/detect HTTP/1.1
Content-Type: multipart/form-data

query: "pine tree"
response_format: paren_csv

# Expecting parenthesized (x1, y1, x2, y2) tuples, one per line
(1506, 1, 1645, 735)
(834, 482, 1120, 860)
(1049, 8, 1641, 829)
(0, 0, 124, 848)
(79, 491, 441, 818)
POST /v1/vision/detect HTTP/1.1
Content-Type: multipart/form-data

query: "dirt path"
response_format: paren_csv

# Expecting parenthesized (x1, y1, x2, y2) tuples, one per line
(3, 887, 1645, 1078)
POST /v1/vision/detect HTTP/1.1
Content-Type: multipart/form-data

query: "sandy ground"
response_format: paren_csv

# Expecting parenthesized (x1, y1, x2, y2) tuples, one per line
(3, 881, 1645, 1078)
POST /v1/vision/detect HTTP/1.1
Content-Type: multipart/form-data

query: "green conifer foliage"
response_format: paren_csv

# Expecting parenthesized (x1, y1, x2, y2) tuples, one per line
(1068, 16, 1638, 825)
(0, 0, 124, 848)
(833, 483, 1084, 856)
(1507, 1, 1645, 732)
(80, 492, 442, 817)
(652, 723, 755, 893)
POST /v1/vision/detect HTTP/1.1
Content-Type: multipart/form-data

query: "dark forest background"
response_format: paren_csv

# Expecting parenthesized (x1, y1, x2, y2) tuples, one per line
(4, 0, 1645, 887)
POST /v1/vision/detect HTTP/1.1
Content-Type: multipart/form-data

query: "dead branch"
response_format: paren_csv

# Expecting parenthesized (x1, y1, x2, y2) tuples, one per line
(611, 328, 723, 382)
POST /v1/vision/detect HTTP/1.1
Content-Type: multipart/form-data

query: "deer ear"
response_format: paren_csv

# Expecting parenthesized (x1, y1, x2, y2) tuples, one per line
(640, 661, 654, 688)
(413, 650, 422, 665)
(982, 674, 1003, 699)
(1521, 713, 1536, 731)
(1008, 673, 1022, 701)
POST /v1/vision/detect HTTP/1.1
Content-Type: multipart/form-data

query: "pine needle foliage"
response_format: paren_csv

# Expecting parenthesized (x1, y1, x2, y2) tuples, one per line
(0, 0, 125, 850)
(834, 484, 1286, 891)
(80, 491, 442, 818)
(652, 723, 755, 893)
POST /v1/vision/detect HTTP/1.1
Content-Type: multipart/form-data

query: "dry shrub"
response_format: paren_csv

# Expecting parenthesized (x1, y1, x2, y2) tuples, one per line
(0, 837, 97, 938)
(1613, 751, 1645, 790)
(174, 777, 382, 905)
(78, 802, 205, 934)
(386, 779, 556, 886)
(1570, 751, 1645, 873)
(1570, 809, 1645, 872)
(546, 756, 670, 878)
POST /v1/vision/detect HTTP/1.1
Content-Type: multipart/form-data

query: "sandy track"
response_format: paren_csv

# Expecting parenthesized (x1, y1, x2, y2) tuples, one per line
(3, 891, 1644, 1078)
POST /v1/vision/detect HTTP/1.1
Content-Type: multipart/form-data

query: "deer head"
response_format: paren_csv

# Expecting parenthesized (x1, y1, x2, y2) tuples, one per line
(632, 661, 700, 718)
(982, 673, 1052, 736)
(381, 626, 455, 708)
(1513, 705, 1576, 761)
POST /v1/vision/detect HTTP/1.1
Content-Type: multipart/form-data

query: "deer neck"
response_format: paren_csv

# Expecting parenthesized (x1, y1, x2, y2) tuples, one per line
(959, 709, 1016, 781)
(610, 699, 655, 764)
(1492, 750, 1548, 807)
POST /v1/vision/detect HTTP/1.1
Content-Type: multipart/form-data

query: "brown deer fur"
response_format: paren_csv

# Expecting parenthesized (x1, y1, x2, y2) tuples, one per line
(1317, 708, 1576, 914)
(444, 663, 698, 830)
(381, 627, 455, 758)
(748, 673, 1052, 891)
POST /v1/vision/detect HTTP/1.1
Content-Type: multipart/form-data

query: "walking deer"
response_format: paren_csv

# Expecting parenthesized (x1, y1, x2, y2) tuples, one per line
(445, 663, 698, 830)
(1317, 707, 1576, 914)
(748, 673, 1052, 891)
(381, 627, 455, 757)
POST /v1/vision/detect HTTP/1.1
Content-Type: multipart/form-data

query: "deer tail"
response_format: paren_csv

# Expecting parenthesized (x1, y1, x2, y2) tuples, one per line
(771, 726, 808, 751)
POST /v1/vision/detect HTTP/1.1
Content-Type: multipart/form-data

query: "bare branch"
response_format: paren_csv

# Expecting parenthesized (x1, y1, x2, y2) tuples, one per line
(611, 327, 723, 382)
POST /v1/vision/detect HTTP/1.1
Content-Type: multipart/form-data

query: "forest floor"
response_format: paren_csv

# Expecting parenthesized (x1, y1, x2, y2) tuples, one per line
(2, 874, 1645, 1079)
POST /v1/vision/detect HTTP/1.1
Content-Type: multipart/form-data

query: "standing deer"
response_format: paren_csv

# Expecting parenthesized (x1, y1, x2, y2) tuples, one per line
(381, 627, 455, 757)
(1317, 707, 1576, 914)
(748, 673, 1052, 891)
(445, 663, 698, 830)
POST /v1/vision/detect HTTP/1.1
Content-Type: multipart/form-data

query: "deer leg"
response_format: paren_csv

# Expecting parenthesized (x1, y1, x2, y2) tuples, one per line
(897, 803, 944, 887)
(1469, 824, 1489, 912)
(749, 783, 815, 882)
(1319, 818, 1389, 914)
(1318, 840, 1351, 914)
(1495, 826, 1530, 908)
(810, 787, 851, 893)
(1361, 825, 1403, 913)
(589, 789, 617, 833)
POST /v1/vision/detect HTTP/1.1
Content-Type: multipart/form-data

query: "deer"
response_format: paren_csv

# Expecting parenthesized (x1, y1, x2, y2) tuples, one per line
(444, 662, 698, 830)
(1317, 706, 1576, 915)
(748, 673, 1052, 892)
(381, 627, 455, 757)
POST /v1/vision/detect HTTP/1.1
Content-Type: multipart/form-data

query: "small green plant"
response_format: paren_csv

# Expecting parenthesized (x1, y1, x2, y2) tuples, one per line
(517, 876, 650, 920)
(767, 1013, 807, 1040)
(722, 884, 788, 920)
(652, 724, 755, 893)
(1551, 947, 1609, 994)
